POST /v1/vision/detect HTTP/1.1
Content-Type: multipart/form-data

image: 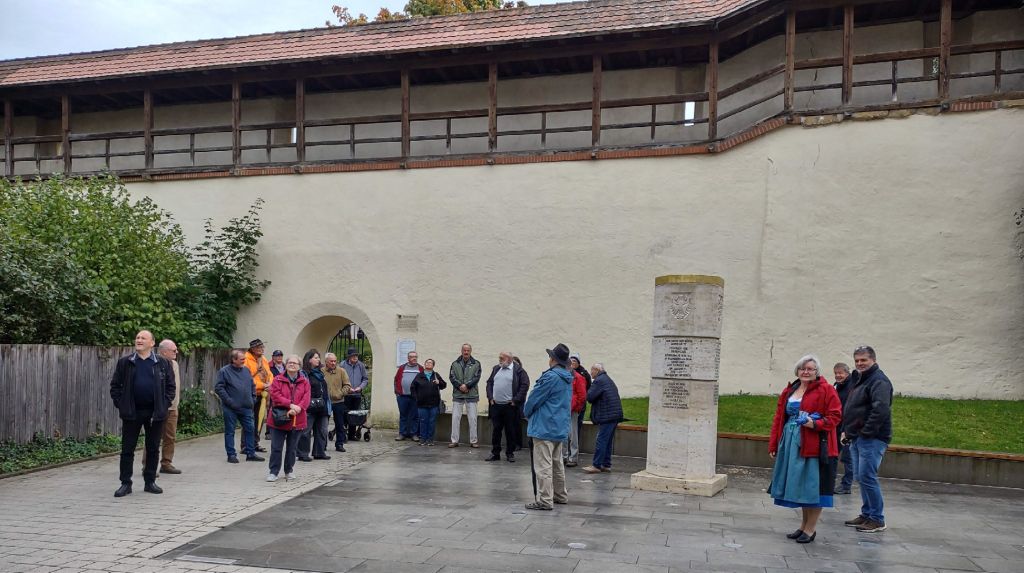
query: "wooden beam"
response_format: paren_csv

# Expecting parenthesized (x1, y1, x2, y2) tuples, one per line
(401, 69, 410, 159)
(784, 10, 796, 111)
(488, 63, 498, 152)
(61, 95, 71, 173)
(231, 81, 241, 168)
(707, 38, 719, 141)
(842, 4, 854, 105)
(994, 50, 1002, 93)
(3, 100, 12, 177)
(592, 54, 602, 146)
(143, 89, 153, 170)
(295, 78, 305, 163)
(939, 0, 952, 100)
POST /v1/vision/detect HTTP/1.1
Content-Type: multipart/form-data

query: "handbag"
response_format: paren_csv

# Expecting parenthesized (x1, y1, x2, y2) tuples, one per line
(308, 397, 327, 415)
(272, 406, 292, 426)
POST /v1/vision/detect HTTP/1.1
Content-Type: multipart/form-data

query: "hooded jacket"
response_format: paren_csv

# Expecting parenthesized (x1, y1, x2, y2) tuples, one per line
(244, 351, 273, 394)
(410, 371, 448, 408)
(842, 364, 894, 443)
(768, 376, 842, 458)
(523, 365, 573, 442)
(570, 371, 587, 413)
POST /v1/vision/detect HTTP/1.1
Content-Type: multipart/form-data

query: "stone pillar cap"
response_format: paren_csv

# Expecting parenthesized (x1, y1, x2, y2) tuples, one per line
(655, 274, 724, 287)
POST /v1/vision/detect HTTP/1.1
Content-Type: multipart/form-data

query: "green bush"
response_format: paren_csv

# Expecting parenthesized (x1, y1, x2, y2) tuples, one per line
(177, 386, 222, 437)
(0, 433, 122, 475)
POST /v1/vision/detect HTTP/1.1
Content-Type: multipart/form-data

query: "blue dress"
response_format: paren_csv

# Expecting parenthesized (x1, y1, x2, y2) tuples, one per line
(769, 400, 834, 508)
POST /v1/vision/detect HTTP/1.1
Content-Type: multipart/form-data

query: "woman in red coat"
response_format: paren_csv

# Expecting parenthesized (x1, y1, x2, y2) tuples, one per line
(768, 354, 842, 544)
(265, 354, 311, 482)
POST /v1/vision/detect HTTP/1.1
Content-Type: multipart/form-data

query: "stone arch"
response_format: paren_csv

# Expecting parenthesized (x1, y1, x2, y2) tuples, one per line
(289, 302, 383, 364)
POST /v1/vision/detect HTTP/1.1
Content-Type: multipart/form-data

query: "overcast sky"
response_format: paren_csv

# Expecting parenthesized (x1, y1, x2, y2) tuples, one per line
(0, 0, 561, 61)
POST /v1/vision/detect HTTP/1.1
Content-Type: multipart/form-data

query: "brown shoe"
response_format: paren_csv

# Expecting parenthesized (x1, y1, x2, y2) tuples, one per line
(599, 467, 612, 473)
(856, 520, 887, 533)
(160, 465, 182, 475)
(581, 466, 602, 474)
(448, 443, 459, 448)
(844, 515, 868, 527)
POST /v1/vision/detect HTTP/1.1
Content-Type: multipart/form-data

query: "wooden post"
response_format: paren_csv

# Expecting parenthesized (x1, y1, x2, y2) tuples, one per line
(938, 0, 952, 100)
(295, 78, 305, 163)
(401, 69, 410, 159)
(232, 81, 241, 168)
(488, 63, 498, 152)
(592, 54, 602, 146)
(3, 100, 12, 177)
(784, 10, 796, 111)
(842, 5, 854, 106)
(143, 89, 153, 170)
(61, 95, 71, 174)
(707, 38, 719, 141)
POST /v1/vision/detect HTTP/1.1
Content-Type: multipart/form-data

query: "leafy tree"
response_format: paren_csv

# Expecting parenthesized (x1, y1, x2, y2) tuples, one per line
(328, 0, 527, 26)
(0, 174, 269, 350)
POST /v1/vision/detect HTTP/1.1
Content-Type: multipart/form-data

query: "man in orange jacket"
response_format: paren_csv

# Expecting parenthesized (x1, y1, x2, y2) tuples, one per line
(244, 339, 274, 453)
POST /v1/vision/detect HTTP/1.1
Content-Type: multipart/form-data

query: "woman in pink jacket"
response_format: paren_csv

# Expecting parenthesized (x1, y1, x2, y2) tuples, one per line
(265, 354, 311, 482)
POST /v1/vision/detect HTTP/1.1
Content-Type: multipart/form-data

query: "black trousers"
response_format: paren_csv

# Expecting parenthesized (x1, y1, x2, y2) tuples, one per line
(344, 394, 363, 439)
(120, 409, 163, 485)
(490, 403, 517, 457)
(269, 427, 300, 476)
(331, 401, 348, 447)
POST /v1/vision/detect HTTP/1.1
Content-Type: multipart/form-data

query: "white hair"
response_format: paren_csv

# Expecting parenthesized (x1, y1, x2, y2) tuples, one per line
(591, 363, 605, 373)
(324, 352, 337, 361)
(793, 354, 821, 377)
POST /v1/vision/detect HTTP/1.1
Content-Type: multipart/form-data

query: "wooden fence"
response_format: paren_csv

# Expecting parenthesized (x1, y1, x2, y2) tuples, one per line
(0, 344, 231, 444)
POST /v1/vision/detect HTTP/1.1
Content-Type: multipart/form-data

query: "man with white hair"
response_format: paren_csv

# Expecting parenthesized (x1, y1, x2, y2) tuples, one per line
(582, 363, 624, 474)
(157, 339, 182, 475)
(323, 351, 352, 452)
(484, 351, 530, 463)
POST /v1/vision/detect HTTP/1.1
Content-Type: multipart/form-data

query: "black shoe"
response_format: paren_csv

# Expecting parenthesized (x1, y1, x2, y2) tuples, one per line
(114, 483, 132, 498)
(328, 430, 336, 440)
(786, 529, 804, 539)
(836, 488, 852, 494)
(795, 531, 816, 544)
(227, 455, 239, 464)
(144, 482, 163, 494)
(507, 454, 516, 463)
(255, 445, 267, 453)
(335, 446, 346, 452)
(298, 456, 313, 462)
(485, 454, 500, 462)
(313, 455, 331, 460)
(246, 455, 265, 462)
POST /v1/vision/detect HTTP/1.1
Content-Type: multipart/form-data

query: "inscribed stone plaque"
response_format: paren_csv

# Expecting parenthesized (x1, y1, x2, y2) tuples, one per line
(651, 337, 720, 381)
(661, 380, 690, 409)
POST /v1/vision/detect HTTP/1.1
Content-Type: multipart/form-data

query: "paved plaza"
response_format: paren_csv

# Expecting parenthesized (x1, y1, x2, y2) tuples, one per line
(1, 431, 1023, 573)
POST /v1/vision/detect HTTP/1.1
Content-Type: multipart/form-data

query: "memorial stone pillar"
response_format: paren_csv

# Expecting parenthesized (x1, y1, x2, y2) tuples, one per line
(631, 274, 727, 497)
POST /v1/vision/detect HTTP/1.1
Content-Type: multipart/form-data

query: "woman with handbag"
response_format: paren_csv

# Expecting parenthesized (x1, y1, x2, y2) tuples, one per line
(297, 349, 332, 462)
(768, 354, 842, 544)
(266, 354, 311, 482)
(410, 359, 447, 446)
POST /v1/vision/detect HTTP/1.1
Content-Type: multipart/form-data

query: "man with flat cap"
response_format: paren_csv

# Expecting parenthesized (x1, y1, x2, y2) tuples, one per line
(245, 339, 273, 452)
(523, 343, 573, 510)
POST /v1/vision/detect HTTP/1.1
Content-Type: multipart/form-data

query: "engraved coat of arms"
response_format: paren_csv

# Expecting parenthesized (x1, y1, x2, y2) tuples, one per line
(669, 294, 693, 320)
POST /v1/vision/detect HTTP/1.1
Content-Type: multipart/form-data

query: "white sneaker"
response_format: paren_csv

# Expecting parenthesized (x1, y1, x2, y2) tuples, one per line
(266, 473, 278, 482)
(285, 472, 295, 481)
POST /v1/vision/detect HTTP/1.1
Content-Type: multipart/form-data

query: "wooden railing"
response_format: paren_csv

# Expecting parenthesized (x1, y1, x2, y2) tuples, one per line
(1, 11, 1022, 178)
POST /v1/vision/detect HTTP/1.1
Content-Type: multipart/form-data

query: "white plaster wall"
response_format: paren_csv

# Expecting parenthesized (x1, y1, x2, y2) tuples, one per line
(124, 109, 1024, 426)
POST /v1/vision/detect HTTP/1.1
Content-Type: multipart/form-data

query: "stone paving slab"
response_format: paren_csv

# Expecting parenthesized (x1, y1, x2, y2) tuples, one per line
(2, 429, 1024, 573)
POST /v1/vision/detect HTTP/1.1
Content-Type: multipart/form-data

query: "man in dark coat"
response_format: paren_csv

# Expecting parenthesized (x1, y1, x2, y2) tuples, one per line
(832, 362, 854, 494)
(841, 345, 894, 534)
(582, 363, 624, 474)
(485, 351, 530, 462)
(109, 330, 176, 498)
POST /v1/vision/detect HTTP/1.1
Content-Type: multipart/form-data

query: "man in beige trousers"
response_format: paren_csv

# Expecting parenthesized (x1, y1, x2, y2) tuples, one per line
(158, 339, 182, 474)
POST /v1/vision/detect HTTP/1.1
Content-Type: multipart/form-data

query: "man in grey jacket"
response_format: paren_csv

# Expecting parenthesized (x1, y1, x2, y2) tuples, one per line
(448, 343, 482, 448)
(215, 349, 264, 464)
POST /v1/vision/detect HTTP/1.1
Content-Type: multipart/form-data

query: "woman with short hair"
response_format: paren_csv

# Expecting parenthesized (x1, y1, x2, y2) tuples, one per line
(266, 354, 310, 482)
(768, 354, 842, 544)
(297, 349, 331, 462)
(411, 359, 447, 446)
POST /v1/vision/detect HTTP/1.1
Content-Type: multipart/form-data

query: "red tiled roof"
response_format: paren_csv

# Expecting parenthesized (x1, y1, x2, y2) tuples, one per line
(0, 0, 761, 88)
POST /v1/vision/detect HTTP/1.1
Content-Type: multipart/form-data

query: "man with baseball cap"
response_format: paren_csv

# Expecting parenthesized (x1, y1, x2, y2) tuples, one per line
(523, 343, 573, 510)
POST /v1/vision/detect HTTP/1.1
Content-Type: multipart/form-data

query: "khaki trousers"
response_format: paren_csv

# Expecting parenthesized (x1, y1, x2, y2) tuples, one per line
(160, 409, 178, 467)
(533, 439, 568, 507)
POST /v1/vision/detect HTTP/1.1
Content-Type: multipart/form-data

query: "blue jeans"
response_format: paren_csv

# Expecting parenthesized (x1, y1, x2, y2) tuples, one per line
(397, 395, 419, 437)
(838, 442, 854, 491)
(417, 406, 439, 442)
(223, 406, 255, 457)
(592, 422, 618, 468)
(850, 437, 887, 523)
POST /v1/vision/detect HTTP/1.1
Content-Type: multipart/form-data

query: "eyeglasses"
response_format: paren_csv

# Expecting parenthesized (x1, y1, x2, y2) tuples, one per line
(285, 361, 300, 366)
(797, 367, 817, 372)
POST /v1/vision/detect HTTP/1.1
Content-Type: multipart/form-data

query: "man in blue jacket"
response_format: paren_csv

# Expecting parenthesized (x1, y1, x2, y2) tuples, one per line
(523, 343, 573, 510)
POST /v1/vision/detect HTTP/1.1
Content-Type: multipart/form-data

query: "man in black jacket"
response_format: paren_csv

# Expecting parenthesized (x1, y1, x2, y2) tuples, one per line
(485, 351, 530, 463)
(833, 362, 854, 494)
(841, 345, 894, 534)
(109, 330, 176, 498)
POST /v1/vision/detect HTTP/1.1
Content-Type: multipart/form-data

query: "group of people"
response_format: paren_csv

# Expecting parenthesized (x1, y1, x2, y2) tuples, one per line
(393, 342, 624, 510)
(767, 345, 894, 543)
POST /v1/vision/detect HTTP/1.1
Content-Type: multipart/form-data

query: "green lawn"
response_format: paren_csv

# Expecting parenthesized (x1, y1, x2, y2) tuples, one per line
(620, 395, 1024, 454)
